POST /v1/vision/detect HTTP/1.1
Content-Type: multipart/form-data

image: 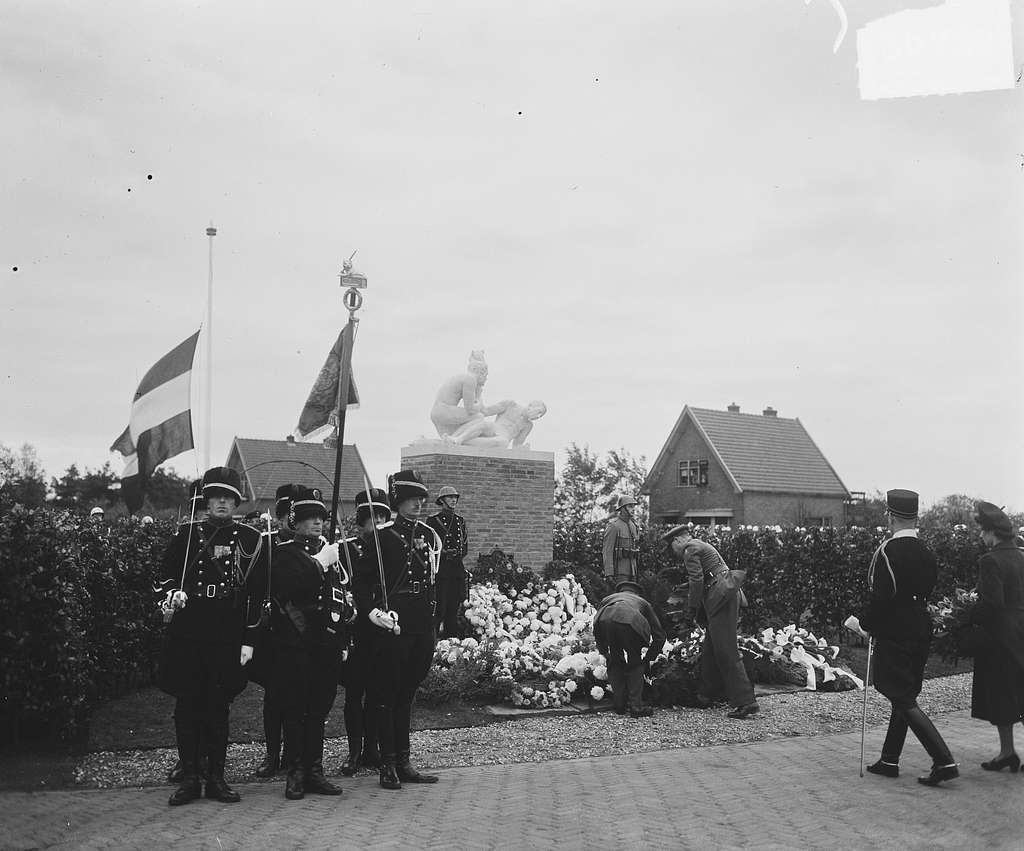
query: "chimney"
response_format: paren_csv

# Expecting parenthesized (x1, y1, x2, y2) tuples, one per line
(727, 403, 740, 413)
(763, 406, 777, 417)
(286, 434, 296, 444)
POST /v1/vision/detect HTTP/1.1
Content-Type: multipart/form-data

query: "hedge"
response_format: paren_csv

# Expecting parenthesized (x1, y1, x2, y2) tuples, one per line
(0, 508, 987, 743)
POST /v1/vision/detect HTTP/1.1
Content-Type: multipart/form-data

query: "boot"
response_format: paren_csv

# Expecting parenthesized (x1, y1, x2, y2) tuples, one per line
(340, 747, 361, 777)
(167, 759, 185, 784)
(305, 762, 343, 796)
(255, 748, 281, 778)
(904, 706, 958, 787)
(396, 751, 439, 784)
(303, 718, 342, 796)
(360, 739, 381, 769)
(168, 768, 202, 806)
(204, 718, 241, 803)
(285, 763, 305, 800)
(866, 759, 899, 778)
(379, 755, 401, 790)
(168, 717, 201, 805)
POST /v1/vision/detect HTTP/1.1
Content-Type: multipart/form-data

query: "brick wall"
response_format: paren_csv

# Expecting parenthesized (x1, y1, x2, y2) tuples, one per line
(741, 492, 847, 527)
(646, 420, 739, 522)
(400, 443, 555, 571)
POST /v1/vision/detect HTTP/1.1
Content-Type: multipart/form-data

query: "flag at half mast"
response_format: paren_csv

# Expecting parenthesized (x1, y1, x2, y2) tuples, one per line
(111, 331, 200, 512)
(294, 324, 360, 443)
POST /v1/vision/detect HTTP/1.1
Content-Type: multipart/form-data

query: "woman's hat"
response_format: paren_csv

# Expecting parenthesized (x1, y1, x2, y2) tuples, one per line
(975, 501, 1012, 536)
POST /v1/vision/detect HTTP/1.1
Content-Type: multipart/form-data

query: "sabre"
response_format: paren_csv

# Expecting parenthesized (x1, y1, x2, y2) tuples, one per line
(363, 471, 399, 635)
(860, 636, 874, 778)
(161, 486, 198, 619)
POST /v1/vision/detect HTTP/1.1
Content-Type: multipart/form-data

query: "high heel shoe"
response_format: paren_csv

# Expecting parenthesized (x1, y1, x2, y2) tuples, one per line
(981, 753, 1020, 773)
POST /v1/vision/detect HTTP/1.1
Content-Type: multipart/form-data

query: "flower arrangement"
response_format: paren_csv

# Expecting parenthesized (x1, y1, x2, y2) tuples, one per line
(738, 624, 859, 691)
(929, 588, 982, 662)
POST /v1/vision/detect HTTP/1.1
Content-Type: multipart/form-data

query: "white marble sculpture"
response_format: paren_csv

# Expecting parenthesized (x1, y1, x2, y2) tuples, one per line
(430, 351, 508, 438)
(444, 399, 547, 448)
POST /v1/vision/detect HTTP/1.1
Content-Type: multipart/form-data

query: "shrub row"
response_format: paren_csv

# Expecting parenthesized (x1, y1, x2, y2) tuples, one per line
(0, 508, 987, 742)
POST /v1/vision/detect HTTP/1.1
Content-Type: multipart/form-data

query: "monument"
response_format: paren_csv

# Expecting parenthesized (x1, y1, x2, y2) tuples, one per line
(403, 351, 554, 571)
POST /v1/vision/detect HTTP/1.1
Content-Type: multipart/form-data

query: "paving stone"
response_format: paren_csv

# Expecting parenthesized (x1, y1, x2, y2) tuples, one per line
(1, 709, 1020, 850)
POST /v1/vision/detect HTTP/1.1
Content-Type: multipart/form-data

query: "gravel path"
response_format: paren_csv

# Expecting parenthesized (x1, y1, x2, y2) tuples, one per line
(75, 674, 972, 789)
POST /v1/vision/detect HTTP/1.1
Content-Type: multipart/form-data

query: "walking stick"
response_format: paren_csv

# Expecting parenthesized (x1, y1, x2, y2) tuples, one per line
(859, 636, 874, 778)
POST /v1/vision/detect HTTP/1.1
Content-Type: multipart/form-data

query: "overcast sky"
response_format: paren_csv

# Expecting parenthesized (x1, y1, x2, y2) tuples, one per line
(3, 0, 1021, 510)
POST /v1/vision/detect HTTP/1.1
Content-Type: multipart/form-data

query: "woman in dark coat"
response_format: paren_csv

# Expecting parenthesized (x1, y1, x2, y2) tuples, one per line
(970, 501, 1024, 772)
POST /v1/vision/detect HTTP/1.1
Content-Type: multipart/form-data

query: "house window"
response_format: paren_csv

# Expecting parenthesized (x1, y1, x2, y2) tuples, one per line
(677, 459, 709, 487)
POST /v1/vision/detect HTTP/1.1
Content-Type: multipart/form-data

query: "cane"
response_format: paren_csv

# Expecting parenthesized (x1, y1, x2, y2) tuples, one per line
(859, 636, 874, 778)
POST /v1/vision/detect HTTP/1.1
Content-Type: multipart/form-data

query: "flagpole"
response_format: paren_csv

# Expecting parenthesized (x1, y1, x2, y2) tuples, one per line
(327, 256, 367, 543)
(204, 223, 216, 471)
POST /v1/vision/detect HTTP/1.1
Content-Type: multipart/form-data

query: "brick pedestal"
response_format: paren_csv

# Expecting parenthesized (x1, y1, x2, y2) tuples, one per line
(400, 442, 554, 572)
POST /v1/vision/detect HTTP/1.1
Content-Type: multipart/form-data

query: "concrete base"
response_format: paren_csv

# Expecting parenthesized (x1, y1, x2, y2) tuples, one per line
(401, 441, 555, 571)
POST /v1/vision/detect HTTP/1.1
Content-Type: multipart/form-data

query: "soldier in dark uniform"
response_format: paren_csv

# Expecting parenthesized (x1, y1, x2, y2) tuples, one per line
(243, 486, 354, 800)
(157, 467, 262, 806)
(254, 483, 300, 779)
(167, 478, 207, 786)
(427, 485, 469, 638)
(354, 470, 442, 790)
(859, 489, 958, 787)
(339, 487, 391, 776)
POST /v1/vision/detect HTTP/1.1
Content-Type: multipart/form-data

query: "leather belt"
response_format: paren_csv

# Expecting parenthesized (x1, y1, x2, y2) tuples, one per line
(704, 569, 729, 587)
(194, 583, 233, 600)
(393, 580, 426, 596)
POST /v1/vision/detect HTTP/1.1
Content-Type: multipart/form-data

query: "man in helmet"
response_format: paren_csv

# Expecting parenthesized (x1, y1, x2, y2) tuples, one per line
(427, 485, 469, 638)
(602, 495, 641, 583)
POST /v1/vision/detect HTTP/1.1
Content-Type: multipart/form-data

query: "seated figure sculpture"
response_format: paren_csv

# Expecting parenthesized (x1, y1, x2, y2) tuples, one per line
(430, 351, 511, 439)
(445, 400, 547, 448)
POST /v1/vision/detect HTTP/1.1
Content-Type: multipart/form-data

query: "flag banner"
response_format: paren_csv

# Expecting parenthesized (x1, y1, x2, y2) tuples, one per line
(110, 331, 199, 512)
(294, 326, 360, 440)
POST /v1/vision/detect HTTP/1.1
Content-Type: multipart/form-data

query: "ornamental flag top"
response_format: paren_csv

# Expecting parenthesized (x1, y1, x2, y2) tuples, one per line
(110, 330, 200, 512)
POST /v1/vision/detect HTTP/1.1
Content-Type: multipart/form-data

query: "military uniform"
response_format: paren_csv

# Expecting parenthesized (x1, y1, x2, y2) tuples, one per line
(339, 488, 390, 776)
(354, 470, 441, 789)
(252, 484, 298, 779)
(157, 467, 262, 805)
(427, 486, 469, 638)
(859, 489, 957, 785)
(602, 496, 641, 582)
(245, 487, 354, 799)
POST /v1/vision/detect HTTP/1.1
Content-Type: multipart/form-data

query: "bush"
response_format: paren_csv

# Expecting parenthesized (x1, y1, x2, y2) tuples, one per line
(473, 549, 535, 595)
(0, 508, 174, 745)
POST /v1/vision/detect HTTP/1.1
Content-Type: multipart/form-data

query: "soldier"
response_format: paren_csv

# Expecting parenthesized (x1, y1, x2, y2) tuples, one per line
(253, 483, 300, 779)
(427, 485, 469, 638)
(858, 489, 958, 787)
(662, 524, 759, 719)
(593, 579, 666, 718)
(243, 486, 354, 800)
(602, 495, 641, 583)
(339, 487, 391, 776)
(157, 466, 262, 806)
(167, 478, 208, 786)
(354, 470, 442, 790)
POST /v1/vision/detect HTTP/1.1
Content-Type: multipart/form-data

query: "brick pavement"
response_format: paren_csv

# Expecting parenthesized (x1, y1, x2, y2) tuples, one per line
(1, 710, 1021, 851)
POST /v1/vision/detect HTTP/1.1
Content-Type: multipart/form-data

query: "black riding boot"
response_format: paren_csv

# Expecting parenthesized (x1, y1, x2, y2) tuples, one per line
(256, 698, 282, 778)
(303, 721, 343, 795)
(904, 706, 958, 786)
(204, 719, 241, 803)
(168, 719, 201, 806)
(341, 704, 362, 776)
(379, 754, 401, 790)
(285, 761, 305, 800)
(396, 750, 439, 784)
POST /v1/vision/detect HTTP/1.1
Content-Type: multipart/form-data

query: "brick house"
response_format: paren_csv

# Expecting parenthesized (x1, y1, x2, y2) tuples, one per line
(225, 436, 370, 519)
(642, 404, 851, 528)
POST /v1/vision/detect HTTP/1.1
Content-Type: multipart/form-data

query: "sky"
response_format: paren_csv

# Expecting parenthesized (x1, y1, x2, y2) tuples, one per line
(2, 0, 1022, 511)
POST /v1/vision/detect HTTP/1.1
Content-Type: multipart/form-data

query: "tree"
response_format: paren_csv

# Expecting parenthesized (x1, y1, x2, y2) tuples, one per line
(919, 494, 979, 536)
(0, 443, 47, 508)
(554, 443, 649, 530)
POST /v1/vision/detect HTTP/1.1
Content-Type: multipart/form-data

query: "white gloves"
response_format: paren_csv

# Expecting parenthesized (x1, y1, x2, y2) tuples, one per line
(844, 615, 869, 639)
(369, 608, 400, 633)
(171, 590, 188, 609)
(240, 645, 254, 666)
(314, 543, 340, 568)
